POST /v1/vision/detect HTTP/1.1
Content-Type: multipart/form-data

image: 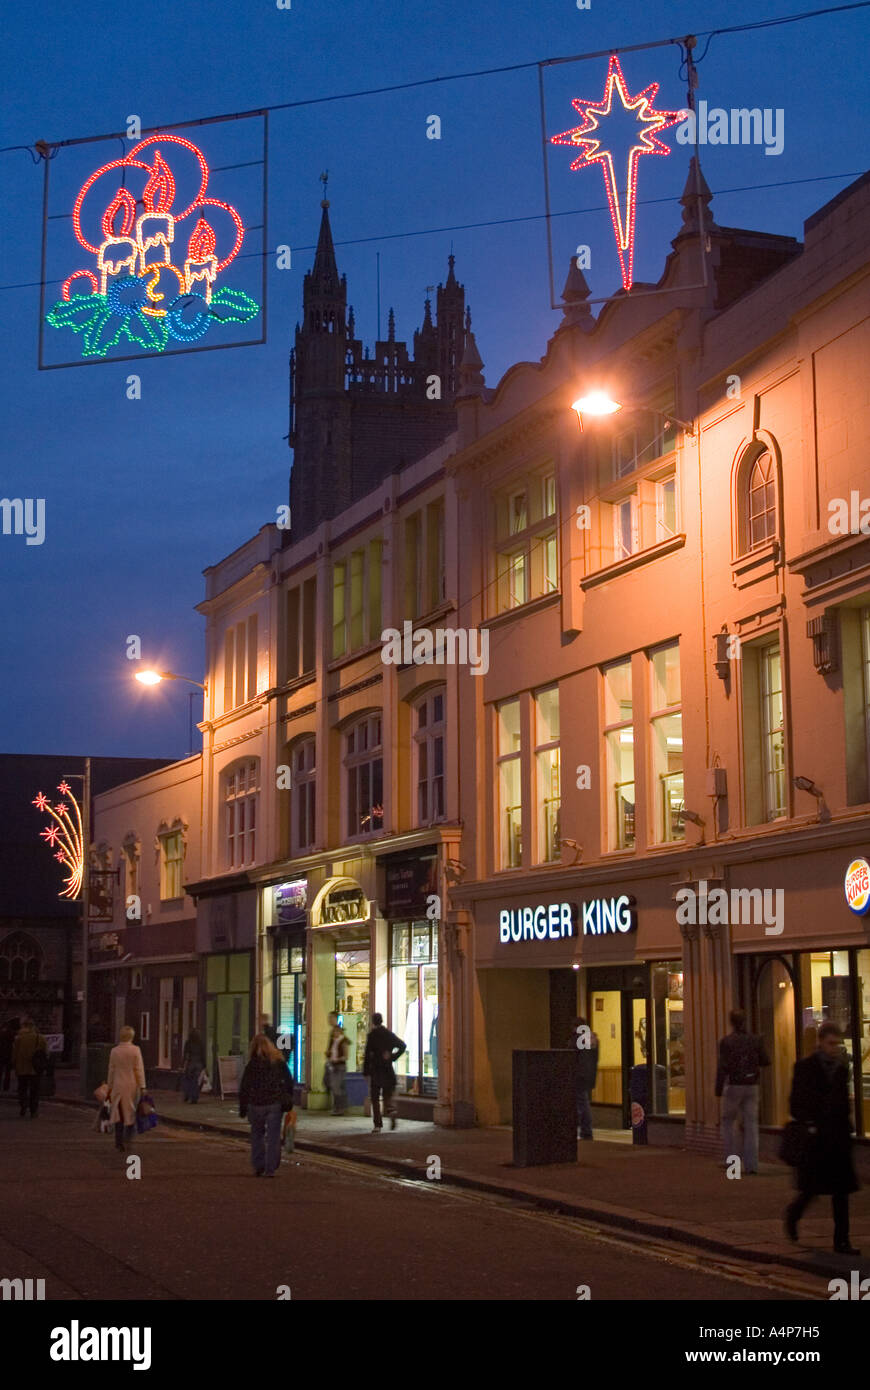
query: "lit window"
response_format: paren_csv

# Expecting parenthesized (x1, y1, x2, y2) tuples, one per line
(760, 644, 785, 820)
(225, 762, 259, 868)
(493, 469, 559, 614)
(613, 408, 676, 479)
(159, 829, 184, 899)
(613, 495, 638, 560)
(656, 475, 677, 541)
(292, 738, 316, 854)
(604, 660, 634, 850)
(345, 716, 384, 837)
(414, 690, 446, 825)
(497, 698, 522, 868)
(747, 452, 777, 550)
(650, 643, 683, 844)
(535, 687, 560, 862)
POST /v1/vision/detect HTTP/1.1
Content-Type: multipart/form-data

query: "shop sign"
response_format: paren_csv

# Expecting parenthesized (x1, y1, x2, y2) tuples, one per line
(498, 895, 637, 944)
(318, 885, 368, 926)
(385, 857, 438, 917)
(844, 858, 870, 915)
(274, 879, 307, 925)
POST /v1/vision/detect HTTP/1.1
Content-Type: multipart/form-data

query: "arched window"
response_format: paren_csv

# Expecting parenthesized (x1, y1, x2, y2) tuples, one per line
(344, 715, 383, 838)
(0, 932, 42, 988)
(745, 450, 777, 551)
(292, 738, 316, 855)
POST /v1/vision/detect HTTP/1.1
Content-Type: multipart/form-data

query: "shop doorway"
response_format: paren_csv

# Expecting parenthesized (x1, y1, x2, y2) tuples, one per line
(204, 952, 251, 1077)
(585, 965, 648, 1129)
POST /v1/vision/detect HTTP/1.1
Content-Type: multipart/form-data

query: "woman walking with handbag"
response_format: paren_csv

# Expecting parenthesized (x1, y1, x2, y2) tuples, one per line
(180, 1027, 206, 1104)
(238, 1034, 294, 1178)
(107, 1024, 146, 1153)
(784, 1021, 861, 1255)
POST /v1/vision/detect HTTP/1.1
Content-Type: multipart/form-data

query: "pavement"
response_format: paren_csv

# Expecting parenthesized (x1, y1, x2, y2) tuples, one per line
(37, 1070, 870, 1282)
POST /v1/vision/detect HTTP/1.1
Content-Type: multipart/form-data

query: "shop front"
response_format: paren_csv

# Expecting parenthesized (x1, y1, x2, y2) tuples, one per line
(731, 848, 870, 1143)
(470, 875, 684, 1132)
(307, 877, 374, 1110)
(381, 850, 440, 1102)
(263, 878, 308, 1086)
(191, 879, 257, 1086)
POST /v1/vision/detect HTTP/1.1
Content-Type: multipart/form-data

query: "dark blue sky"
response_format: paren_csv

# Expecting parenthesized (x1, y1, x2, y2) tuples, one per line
(1, 0, 866, 759)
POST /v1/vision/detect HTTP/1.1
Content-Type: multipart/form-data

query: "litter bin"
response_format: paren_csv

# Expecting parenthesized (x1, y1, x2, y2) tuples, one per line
(513, 1050, 577, 1167)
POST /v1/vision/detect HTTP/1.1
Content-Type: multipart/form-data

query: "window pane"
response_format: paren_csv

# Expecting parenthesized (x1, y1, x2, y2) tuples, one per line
(652, 711, 684, 843)
(607, 729, 635, 850)
(433, 693, 444, 723)
(656, 476, 676, 540)
(391, 925, 411, 963)
(536, 686, 560, 744)
(604, 661, 632, 725)
(651, 643, 680, 711)
(498, 698, 521, 755)
(499, 758, 522, 868)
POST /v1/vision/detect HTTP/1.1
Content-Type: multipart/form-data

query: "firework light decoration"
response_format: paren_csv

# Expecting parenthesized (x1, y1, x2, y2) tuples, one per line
(33, 782, 84, 899)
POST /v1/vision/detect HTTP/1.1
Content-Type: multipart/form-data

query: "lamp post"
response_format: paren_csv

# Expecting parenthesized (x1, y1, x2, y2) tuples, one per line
(135, 670, 207, 754)
(571, 391, 695, 436)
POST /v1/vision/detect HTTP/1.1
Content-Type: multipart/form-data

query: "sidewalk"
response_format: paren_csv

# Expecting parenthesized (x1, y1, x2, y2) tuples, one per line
(48, 1071, 870, 1282)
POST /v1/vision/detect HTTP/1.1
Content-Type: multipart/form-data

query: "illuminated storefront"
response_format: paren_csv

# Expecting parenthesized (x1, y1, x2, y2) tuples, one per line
(382, 852, 440, 1100)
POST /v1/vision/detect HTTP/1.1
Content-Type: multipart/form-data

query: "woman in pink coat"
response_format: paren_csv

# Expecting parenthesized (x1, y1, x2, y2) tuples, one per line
(107, 1025, 146, 1152)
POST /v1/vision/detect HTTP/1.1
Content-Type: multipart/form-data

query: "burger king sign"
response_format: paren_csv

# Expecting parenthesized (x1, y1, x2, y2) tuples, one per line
(844, 858, 870, 916)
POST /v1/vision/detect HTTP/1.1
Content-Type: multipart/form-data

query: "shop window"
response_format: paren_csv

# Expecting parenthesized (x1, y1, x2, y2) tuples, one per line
(224, 761, 259, 869)
(390, 922, 438, 1097)
(603, 659, 634, 850)
(274, 935, 306, 1088)
(857, 949, 870, 1136)
(158, 829, 184, 900)
(650, 962, 685, 1114)
(345, 715, 383, 838)
(292, 738, 316, 854)
(414, 689, 445, 826)
(534, 686, 560, 863)
(223, 613, 258, 713)
(335, 941, 370, 1071)
(741, 639, 786, 824)
(496, 697, 522, 868)
(493, 469, 558, 615)
(649, 642, 683, 844)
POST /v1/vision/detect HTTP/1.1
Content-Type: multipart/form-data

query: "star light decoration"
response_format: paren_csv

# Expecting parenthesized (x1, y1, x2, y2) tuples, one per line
(550, 54, 686, 292)
(33, 784, 84, 899)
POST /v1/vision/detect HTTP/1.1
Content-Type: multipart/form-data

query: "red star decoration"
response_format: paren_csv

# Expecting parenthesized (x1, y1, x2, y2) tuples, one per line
(550, 53, 685, 291)
(55, 851, 66, 863)
(57, 781, 72, 796)
(55, 803, 69, 816)
(33, 792, 50, 811)
(41, 825, 61, 846)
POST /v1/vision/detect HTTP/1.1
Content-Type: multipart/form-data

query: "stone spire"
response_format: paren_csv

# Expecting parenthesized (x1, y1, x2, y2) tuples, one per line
(560, 258, 593, 327)
(458, 309, 485, 398)
(678, 156, 718, 237)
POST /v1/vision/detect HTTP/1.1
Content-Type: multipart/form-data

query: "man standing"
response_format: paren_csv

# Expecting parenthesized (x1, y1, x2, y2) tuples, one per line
(12, 1017, 47, 1119)
(574, 1016, 599, 1141)
(364, 1013, 406, 1132)
(715, 1008, 770, 1174)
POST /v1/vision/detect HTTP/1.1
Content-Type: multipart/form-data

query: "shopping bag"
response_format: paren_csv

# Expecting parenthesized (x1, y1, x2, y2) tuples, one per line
(281, 1108, 297, 1152)
(199, 1069, 212, 1094)
(94, 1101, 113, 1134)
(94, 1082, 109, 1103)
(136, 1094, 158, 1134)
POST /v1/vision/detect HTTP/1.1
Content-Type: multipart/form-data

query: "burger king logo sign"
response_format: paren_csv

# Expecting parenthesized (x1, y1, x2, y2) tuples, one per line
(844, 858, 870, 915)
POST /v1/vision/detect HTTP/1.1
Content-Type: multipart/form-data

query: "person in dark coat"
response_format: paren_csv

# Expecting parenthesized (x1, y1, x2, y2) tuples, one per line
(574, 1016, 599, 1140)
(12, 1017, 47, 1119)
(784, 1021, 860, 1255)
(180, 1028, 206, 1104)
(0, 1020, 15, 1092)
(715, 1008, 770, 1174)
(238, 1034, 294, 1177)
(363, 1014, 406, 1132)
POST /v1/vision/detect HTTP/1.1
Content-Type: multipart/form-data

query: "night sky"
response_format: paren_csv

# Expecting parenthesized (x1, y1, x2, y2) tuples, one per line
(2, 0, 866, 759)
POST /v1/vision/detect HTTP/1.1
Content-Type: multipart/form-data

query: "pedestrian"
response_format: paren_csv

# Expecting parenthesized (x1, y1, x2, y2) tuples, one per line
(239, 1033, 294, 1177)
(784, 1021, 861, 1255)
(259, 1014, 279, 1046)
(0, 1020, 14, 1091)
(573, 1016, 599, 1141)
(107, 1024, 146, 1153)
(180, 1027, 206, 1104)
(715, 1008, 770, 1174)
(325, 1018, 350, 1116)
(12, 1016, 48, 1119)
(363, 1013, 406, 1132)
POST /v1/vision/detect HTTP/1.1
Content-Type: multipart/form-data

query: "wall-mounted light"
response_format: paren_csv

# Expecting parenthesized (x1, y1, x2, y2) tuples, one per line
(561, 838, 583, 866)
(793, 776, 829, 823)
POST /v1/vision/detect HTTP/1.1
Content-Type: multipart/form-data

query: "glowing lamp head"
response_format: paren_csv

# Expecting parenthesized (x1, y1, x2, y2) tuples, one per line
(135, 670, 163, 686)
(572, 391, 622, 419)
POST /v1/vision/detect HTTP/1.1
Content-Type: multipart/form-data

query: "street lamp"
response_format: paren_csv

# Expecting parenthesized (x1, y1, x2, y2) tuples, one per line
(135, 669, 207, 755)
(571, 391, 695, 436)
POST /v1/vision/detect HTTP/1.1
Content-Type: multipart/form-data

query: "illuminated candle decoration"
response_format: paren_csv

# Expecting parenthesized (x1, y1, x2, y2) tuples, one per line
(33, 784, 84, 899)
(184, 217, 218, 302)
(45, 133, 260, 358)
(136, 152, 176, 271)
(550, 54, 686, 291)
(97, 188, 138, 293)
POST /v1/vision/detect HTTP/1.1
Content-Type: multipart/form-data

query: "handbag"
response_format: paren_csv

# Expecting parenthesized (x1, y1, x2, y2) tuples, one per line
(199, 1069, 212, 1094)
(281, 1108, 297, 1152)
(93, 1082, 110, 1103)
(94, 1101, 113, 1134)
(779, 1119, 814, 1167)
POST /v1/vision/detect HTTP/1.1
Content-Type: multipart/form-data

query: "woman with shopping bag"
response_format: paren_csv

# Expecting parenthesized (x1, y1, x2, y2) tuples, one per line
(107, 1024, 146, 1153)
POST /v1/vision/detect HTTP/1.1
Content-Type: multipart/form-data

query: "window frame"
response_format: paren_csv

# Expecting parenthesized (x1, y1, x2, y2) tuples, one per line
(224, 760, 259, 870)
(492, 468, 558, 616)
(344, 714, 384, 840)
(413, 689, 446, 827)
